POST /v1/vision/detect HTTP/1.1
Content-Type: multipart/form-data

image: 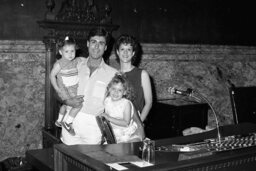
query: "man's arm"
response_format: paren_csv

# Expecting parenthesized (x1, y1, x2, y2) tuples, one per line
(63, 95, 84, 108)
(54, 89, 84, 108)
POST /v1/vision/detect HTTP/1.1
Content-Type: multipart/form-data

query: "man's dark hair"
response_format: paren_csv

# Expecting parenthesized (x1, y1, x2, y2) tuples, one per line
(87, 28, 110, 45)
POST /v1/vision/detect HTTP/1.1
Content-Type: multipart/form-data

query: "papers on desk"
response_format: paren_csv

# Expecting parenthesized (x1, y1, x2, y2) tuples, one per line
(86, 149, 154, 170)
(107, 163, 128, 170)
(107, 161, 154, 170)
(130, 161, 154, 167)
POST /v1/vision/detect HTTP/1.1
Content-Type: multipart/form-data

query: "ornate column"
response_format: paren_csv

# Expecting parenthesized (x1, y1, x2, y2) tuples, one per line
(43, 38, 57, 130)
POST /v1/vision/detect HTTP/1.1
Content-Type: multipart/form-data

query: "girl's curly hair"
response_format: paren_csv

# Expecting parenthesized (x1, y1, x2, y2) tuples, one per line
(105, 72, 135, 101)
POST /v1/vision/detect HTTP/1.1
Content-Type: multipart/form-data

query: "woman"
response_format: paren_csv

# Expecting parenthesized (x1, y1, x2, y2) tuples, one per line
(115, 34, 153, 122)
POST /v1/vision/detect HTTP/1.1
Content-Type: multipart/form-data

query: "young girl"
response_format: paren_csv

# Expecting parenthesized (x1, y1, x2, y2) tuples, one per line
(101, 73, 144, 143)
(50, 36, 82, 136)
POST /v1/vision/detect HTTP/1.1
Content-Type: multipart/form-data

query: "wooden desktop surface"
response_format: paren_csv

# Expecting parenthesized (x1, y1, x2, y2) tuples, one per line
(54, 123, 256, 171)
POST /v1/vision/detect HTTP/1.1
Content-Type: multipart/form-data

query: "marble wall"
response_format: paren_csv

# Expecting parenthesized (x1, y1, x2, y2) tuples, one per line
(0, 41, 45, 161)
(1, 40, 256, 161)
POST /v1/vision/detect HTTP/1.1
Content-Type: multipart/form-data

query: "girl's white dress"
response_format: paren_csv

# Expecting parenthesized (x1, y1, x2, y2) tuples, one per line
(104, 97, 139, 143)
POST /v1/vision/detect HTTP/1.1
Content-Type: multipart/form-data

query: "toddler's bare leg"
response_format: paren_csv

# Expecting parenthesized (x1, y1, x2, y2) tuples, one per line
(62, 105, 82, 135)
(55, 105, 66, 127)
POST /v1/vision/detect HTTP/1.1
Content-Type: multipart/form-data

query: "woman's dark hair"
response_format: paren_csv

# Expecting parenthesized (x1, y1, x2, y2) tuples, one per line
(87, 28, 110, 45)
(114, 34, 139, 65)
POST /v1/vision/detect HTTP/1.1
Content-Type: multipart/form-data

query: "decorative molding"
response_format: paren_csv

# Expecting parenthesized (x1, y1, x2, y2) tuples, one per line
(0, 40, 45, 53)
(1, 40, 255, 62)
(110, 43, 256, 61)
(37, 21, 119, 38)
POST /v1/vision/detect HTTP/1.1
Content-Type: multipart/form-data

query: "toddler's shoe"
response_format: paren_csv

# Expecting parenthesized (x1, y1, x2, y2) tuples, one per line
(62, 122, 75, 136)
(55, 121, 62, 127)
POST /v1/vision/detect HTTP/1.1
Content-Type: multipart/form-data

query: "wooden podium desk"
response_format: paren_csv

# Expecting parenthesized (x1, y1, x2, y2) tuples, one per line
(54, 123, 256, 171)
(26, 148, 54, 171)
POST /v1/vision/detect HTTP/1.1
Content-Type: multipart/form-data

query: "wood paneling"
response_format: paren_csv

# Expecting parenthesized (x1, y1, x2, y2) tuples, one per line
(1, 0, 256, 45)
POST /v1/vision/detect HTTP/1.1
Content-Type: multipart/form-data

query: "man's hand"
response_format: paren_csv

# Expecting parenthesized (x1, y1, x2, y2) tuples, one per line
(57, 91, 69, 101)
(64, 95, 84, 108)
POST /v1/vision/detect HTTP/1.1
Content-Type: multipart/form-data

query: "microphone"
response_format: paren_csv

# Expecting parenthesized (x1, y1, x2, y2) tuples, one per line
(169, 87, 222, 143)
(168, 87, 193, 97)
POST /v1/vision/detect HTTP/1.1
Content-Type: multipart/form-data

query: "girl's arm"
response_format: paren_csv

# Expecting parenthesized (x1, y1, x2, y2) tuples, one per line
(49, 62, 66, 99)
(50, 61, 84, 107)
(75, 57, 84, 62)
(102, 100, 132, 127)
(140, 70, 153, 122)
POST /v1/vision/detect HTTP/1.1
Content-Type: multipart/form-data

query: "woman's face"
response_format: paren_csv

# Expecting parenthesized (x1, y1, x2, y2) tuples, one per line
(109, 82, 125, 101)
(116, 43, 135, 63)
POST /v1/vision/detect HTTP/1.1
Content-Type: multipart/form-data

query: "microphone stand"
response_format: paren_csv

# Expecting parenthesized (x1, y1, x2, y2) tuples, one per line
(191, 89, 222, 144)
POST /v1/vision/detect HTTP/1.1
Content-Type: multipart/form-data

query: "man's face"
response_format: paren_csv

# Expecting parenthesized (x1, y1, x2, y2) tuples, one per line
(87, 36, 107, 60)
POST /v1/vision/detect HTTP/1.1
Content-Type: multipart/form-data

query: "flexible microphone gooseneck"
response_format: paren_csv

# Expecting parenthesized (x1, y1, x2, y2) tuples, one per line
(168, 87, 222, 143)
(191, 89, 222, 143)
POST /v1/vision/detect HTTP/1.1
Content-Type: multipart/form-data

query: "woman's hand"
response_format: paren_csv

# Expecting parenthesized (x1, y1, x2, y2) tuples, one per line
(64, 95, 84, 108)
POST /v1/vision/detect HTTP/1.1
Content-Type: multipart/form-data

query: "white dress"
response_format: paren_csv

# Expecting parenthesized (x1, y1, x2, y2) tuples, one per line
(104, 97, 139, 143)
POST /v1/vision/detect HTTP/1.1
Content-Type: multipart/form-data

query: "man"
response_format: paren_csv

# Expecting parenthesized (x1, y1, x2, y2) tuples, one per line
(61, 28, 117, 145)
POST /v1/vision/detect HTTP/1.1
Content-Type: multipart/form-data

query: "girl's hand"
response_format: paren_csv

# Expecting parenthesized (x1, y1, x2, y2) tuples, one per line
(101, 113, 109, 120)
